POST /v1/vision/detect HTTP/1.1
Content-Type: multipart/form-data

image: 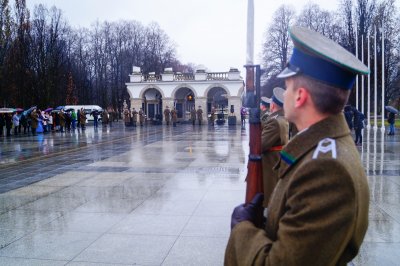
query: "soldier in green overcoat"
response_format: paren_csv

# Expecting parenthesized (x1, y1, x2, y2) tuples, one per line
(225, 26, 370, 266)
(190, 107, 196, 125)
(260, 87, 289, 207)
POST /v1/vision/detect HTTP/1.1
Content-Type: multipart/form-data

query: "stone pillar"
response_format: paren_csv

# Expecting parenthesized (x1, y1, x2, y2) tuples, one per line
(228, 96, 242, 124)
(130, 98, 143, 111)
(163, 97, 174, 109)
(195, 97, 207, 112)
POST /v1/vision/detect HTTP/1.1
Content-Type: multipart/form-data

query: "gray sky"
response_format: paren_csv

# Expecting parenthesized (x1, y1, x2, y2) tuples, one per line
(26, 0, 342, 72)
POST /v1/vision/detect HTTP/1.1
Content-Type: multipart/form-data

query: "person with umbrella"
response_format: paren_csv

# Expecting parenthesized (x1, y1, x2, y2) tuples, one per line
(91, 109, 99, 128)
(385, 106, 398, 135)
(12, 111, 20, 136)
(30, 108, 39, 136)
(387, 110, 396, 135)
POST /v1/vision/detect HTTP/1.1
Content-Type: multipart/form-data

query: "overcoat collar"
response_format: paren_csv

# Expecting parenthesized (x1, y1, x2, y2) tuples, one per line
(278, 113, 350, 178)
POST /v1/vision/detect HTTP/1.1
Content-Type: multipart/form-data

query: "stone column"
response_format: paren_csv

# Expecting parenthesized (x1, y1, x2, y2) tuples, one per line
(228, 96, 242, 124)
(195, 97, 207, 111)
(130, 98, 142, 111)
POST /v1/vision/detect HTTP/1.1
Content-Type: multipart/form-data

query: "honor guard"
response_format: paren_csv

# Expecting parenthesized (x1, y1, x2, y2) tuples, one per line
(225, 26, 370, 266)
(260, 87, 289, 207)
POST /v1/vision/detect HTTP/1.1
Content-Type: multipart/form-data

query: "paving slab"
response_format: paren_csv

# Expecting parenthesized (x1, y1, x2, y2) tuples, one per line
(0, 122, 399, 265)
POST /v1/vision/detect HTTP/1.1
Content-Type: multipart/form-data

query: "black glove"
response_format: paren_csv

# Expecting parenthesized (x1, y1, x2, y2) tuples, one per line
(231, 193, 264, 230)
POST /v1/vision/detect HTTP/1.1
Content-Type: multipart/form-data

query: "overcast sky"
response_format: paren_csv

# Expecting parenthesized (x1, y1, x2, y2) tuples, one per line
(26, 0, 344, 72)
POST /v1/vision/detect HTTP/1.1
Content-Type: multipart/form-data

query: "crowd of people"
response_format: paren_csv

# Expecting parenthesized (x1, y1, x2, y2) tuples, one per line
(0, 107, 115, 137)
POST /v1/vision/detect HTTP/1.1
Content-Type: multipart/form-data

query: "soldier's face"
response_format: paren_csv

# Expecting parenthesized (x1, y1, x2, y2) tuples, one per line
(283, 79, 296, 123)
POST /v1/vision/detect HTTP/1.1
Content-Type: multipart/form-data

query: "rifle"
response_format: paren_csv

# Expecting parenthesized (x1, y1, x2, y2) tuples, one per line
(243, 64, 263, 203)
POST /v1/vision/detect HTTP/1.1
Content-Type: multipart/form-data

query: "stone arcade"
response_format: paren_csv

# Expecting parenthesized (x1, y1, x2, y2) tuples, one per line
(125, 67, 244, 124)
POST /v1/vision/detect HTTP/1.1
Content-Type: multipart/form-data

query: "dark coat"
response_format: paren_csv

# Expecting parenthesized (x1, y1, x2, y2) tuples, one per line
(225, 114, 369, 266)
(164, 108, 171, 122)
(388, 112, 395, 124)
(30, 111, 39, 128)
(353, 110, 365, 130)
(196, 108, 203, 121)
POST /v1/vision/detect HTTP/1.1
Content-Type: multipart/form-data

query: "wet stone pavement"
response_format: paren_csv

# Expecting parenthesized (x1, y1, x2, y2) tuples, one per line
(0, 122, 399, 265)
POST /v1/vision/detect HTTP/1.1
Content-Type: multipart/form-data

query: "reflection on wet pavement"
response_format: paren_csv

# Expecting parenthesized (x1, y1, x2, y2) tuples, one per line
(0, 123, 399, 265)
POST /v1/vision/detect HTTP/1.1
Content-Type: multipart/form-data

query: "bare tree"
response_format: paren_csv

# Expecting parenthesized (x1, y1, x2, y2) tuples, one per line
(261, 4, 296, 84)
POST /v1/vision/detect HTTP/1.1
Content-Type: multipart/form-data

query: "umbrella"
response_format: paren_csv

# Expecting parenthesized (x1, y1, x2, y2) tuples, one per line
(0, 107, 16, 113)
(385, 106, 398, 114)
(64, 108, 74, 112)
(23, 106, 37, 116)
(44, 107, 53, 113)
(54, 106, 65, 111)
(16, 108, 24, 112)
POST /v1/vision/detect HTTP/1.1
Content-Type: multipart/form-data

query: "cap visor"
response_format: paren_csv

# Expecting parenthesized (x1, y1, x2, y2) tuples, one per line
(277, 67, 298, 79)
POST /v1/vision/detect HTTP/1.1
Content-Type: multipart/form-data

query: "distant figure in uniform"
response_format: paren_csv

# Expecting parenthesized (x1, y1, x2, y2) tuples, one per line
(171, 108, 178, 127)
(132, 108, 138, 127)
(260, 96, 270, 122)
(225, 26, 370, 266)
(123, 108, 130, 127)
(164, 106, 171, 125)
(102, 110, 109, 126)
(240, 106, 247, 127)
(196, 106, 203, 125)
(210, 107, 216, 126)
(260, 87, 289, 207)
(190, 107, 196, 125)
(139, 108, 145, 126)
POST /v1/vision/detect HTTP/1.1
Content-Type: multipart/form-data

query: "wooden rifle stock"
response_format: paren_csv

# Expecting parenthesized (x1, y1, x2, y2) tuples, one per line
(244, 65, 263, 204)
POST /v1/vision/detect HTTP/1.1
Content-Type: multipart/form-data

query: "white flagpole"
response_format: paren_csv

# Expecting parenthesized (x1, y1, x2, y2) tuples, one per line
(367, 34, 371, 128)
(246, 0, 254, 65)
(356, 30, 359, 110)
(361, 35, 365, 115)
(374, 26, 378, 130)
(381, 25, 385, 131)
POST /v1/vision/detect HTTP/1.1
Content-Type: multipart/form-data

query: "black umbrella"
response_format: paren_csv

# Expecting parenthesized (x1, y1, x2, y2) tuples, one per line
(385, 106, 398, 114)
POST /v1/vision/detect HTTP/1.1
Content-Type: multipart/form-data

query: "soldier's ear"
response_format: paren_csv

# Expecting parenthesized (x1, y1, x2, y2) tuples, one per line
(294, 87, 308, 108)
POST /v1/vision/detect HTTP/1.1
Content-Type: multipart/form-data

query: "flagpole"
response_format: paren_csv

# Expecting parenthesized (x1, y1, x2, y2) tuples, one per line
(381, 25, 385, 131)
(361, 35, 364, 115)
(374, 26, 378, 130)
(355, 30, 359, 110)
(367, 34, 371, 128)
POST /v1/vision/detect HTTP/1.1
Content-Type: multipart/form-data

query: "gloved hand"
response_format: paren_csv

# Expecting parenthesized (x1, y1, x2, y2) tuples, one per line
(231, 193, 264, 230)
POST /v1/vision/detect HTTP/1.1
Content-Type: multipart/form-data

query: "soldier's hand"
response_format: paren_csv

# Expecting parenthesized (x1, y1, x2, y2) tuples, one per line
(230, 193, 264, 230)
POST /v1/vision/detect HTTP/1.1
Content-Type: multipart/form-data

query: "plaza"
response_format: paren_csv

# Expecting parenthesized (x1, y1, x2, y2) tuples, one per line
(0, 122, 399, 265)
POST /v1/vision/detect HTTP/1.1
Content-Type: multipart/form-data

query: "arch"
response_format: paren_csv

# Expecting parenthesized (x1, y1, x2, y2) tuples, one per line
(139, 85, 165, 99)
(237, 82, 245, 97)
(141, 86, 164, 121)
(171, 84, 198, 98)
(173, 86, 197, 120)
(206, 86, 229, 115)
(204, 84, 231, 98)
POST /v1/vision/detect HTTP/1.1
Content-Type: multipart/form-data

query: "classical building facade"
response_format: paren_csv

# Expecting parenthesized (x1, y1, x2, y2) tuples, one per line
(125, 67, 244, 123)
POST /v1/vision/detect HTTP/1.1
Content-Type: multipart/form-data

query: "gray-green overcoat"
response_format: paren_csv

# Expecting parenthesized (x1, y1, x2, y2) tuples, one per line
(225, 114, 369, 266)
(261, 109, 288, 206)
